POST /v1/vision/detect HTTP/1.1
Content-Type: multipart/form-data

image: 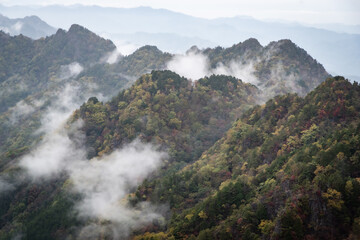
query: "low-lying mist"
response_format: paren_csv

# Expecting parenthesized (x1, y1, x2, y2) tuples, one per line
(166, 49, 259, 84)
(166, 45, 313, 101)
(13, 82, 167, 238)
(71, 140, 167, 239)
(60, 62, 84, 79)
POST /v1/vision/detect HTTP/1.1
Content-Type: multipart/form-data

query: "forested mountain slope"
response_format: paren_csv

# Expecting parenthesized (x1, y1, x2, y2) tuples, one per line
(0, 27, 171, 169)
(0, 71, 259, 239)
(0, 24, 115, 113)
(1, 70, 357, 239)
(75, 70, 259, 161)
(201, 38, 330, 98)
(0, 23, 345, 240)
(133, 76, 360, 239)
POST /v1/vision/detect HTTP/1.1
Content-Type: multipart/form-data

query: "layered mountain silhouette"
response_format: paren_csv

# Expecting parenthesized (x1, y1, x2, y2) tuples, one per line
(0, 4, 358, 79)
(0, 14, 56, 39)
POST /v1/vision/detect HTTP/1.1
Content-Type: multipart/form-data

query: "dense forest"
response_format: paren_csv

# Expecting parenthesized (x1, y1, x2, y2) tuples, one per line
(77, 75, 360, 239)
(133, 76, 360, 239)
(75, 71, 258, 160)
(0, 23, 358, 240)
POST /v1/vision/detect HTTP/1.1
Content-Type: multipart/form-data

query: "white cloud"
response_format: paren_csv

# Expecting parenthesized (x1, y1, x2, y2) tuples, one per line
(166, 50, 209, 80)
(10, 99, 44, 124)
(99, 33, 140, 56)
(69, 62, 83, 75)
(19, 122, 85, 178)
(102, 49, 122, 64)
(70, 141, 165, 220)
(166, 50, 260, 84)
(19, 84, 85, 178)
(60, 62, 83, 79)
(70, 140, 166, 238)
(12, 21, 23, 33)
(0, 26, 10, 34)
(18, 82, 167, 238)
(166, 41, 315, 102)
(116, 42, 139, 56)
(212, 60, 259, 85)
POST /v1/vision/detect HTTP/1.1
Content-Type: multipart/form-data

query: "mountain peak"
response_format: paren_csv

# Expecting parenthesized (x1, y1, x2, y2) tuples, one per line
(37, 23, 116, 68)
(131, 45, 166, 56)
(311, 75, 357, 96)
(23, 15, 41, 21)
(241, 38, 262, 49)
(224, 38, 263, 57)
(136, 45, 161, 52)
(187, 45, 201, 54)
(55, 28, 66, 35)
(68, 24, 88, 34)
(266, 39, 298, 50)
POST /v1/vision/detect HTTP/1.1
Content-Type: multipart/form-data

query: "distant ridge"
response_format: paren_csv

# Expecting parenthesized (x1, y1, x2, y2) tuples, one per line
(187, 38, 330, 98)
(0, 13, 56, 39)
(0, 4, 358, 78)
(0, 24, 116, 112)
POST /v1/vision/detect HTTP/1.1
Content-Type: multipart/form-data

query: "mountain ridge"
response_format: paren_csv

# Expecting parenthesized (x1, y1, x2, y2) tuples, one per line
(0, 4, 357, 79)
(0, 21, 356, 239)
(133, 76, 360, 239)
(0, 24, 116, 113)
(0, 13, 56, 39)
(185, 37, 330, 98)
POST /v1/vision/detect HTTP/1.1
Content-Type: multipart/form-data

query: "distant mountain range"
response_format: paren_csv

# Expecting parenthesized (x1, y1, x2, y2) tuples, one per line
(0, 4, 359, 81)
(0, 13, 56, 39)
(310, 22, 360, 35)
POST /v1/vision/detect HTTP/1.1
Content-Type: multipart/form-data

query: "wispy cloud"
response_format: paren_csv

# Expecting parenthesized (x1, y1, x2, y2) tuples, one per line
(0, 176, 14, 194)
(166, 49, 259, 84)
(70, 140, 167, 238)
(101, 48, 123, 64)
(166, 50, 210, 80)
(167, 42, 313, 101)
(9, 99, 44, 124)
(18, 83, 167, 238)
(59, 62, 84, 79)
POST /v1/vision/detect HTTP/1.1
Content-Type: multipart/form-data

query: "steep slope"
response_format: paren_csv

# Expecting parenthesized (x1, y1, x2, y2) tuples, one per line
(35, 24, 114, 67)
(0, 70, 259, 239)
(113, 45, 172, 77)
(134, 76, 360, 239)
(0, 28, 172, 170)
(201, 38, 330, 98)
(0, 21, 350, 240)
(0, 24, 115, 113)
(76, 70, 259, 161)
(0, 31, 35, 83)
(0, 25, 117, 170)
(0, 14, 56, 39)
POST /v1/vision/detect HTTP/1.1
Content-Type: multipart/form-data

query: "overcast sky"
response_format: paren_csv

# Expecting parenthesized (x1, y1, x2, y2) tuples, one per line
(1, 0, 359, 25)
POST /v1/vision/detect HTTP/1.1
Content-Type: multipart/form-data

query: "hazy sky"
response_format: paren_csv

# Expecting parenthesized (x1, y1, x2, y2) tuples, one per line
(1, 0, 359, 25)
